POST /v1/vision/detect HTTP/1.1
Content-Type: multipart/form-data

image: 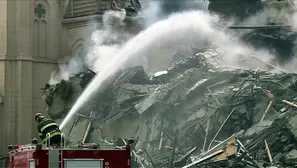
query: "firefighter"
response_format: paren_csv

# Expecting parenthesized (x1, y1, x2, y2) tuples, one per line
(35, 113, 63, 147)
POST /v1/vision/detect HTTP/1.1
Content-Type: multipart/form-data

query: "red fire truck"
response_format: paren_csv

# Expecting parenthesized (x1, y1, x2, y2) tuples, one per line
(6, 138, 133, 168)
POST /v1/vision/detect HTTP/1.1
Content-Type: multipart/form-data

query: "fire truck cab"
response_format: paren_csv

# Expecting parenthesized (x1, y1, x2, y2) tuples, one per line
(7, 138, 133, 168)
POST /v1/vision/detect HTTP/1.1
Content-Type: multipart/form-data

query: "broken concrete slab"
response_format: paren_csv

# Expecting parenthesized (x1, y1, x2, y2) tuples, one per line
(245, 119, 273, 136)
(287, 114, 297, 141)
(285, 149, 297, 165)
(134, 91, 160, 114)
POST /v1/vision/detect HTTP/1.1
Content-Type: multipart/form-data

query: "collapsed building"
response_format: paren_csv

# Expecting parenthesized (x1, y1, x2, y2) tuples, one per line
(42, 47, 297, 167)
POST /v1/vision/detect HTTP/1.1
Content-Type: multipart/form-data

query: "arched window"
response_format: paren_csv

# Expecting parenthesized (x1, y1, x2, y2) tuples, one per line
(71, 39, 87, 58)
(33, 1, 48, 58)
(69, 41, 88, 72)
(74, 44, 87, 63)
(75, 45, 86, 58)
(34, 3, 46, 20)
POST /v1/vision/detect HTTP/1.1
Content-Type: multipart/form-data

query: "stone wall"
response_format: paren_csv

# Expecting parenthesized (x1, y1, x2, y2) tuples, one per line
(0, 93, 3, 155)
(0, 0, 62, 156)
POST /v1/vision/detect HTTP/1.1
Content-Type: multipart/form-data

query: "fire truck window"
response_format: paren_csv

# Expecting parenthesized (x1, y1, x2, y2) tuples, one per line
(64, 159, 104, 168)
(29, 160, 35, 168)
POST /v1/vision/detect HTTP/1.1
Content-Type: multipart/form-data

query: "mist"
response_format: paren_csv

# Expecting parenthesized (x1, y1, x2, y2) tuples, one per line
(49, 58, 85, 85)
(238, 0, 297, 71)
(159, 0, 209, 14)
(118, 11, 276, 75)
(141, 0, 209, 26)
(86, 10, 132, 73)
(50, 0, 297, 86)
(240, 0, 296, 26)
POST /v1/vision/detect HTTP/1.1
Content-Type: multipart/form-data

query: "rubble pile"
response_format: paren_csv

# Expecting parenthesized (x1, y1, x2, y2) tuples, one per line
(43, 49, 297, 167)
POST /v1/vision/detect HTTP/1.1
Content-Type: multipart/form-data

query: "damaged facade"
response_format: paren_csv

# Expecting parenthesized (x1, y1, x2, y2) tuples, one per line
(43, 47, 297, 167)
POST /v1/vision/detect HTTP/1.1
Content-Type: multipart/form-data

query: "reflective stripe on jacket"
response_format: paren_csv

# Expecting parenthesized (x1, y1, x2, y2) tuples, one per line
(41, 131, 61, 144)
(37, 119, 61, 142)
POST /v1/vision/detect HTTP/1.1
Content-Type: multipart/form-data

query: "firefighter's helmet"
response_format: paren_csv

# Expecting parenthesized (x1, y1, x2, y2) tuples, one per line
(35, 113, 44, 122)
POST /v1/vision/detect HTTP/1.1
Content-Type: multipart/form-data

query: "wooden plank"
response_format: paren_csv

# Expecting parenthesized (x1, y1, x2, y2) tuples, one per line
(216, 138, 237, 160)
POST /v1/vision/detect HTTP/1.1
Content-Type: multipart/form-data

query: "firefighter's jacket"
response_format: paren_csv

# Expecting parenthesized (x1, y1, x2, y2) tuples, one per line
(37, 119, 61, 143)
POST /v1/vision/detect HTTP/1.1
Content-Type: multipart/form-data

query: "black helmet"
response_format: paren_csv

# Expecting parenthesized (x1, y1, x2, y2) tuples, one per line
(37, 116, 45, 123)
(35, 113, 44, 122)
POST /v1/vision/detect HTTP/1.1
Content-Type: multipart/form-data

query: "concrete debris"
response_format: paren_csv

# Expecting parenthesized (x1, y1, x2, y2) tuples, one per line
(285, 150, 297, 166)
(43, 49, 297, 167)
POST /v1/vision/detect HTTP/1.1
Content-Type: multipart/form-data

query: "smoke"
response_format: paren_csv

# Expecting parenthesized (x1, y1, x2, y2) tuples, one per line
(243, 0, 297, 72)
(241, 0, 296, 26)
(86, 10, 132, 73)
(159, 0, 209, 14)
(50, 1, 297, 86)
(141, 0, 209, 27)
(141, 1, 162, 27)
(49, 10, 130, 85)
(291, 3, 297, 30)
(49, 58, 85, 85)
